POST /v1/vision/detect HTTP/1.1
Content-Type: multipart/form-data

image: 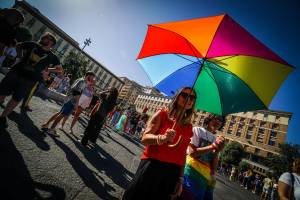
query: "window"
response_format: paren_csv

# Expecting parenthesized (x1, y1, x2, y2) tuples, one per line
(53, 38, 63, 50)
(26, 17, 36, 28)
(272, 123, 279, 129)
(33, 26, 47, 41)
(245, 128, 253, 140)
(255, 148, 260, 154)
(267, 152, 273, 157)
(240, 118, 245, 126)
(60, 43, 70, 55)
(231, 116, 236, 123)
(20, 10, 27, 16)
(236, 123, 243, 137)
(268, 131, 277, 146)
(227, 121, 234, 134)
(260, 121, 267, 127)
(256, 128, 265, 143)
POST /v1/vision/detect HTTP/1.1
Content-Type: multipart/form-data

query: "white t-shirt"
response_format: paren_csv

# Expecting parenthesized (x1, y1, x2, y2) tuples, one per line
(190, 127, 216, 163)
(279, 172, 300, 200)
(78, 86, 94, 109)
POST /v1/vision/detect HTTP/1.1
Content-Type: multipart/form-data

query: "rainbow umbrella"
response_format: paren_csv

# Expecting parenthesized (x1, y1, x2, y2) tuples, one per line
(137, 14, 294, 115)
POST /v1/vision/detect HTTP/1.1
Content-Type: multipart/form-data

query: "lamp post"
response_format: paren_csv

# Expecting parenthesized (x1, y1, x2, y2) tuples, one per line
(82, 38, 91, 51)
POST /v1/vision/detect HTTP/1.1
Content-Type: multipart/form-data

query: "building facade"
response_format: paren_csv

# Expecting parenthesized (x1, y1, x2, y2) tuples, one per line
(134, 94, 172, 116)
(193, 109, 292, 175)
(118, 77, 145, 105)
(14, 1, 124, 91)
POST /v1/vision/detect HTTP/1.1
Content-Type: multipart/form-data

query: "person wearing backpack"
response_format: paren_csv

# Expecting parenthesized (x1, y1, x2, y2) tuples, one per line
(41, 71, 95, 137)
(278, 158, 300, 200)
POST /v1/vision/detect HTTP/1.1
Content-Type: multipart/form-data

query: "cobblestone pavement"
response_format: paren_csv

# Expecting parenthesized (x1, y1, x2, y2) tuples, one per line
(0, 73, 258, 200)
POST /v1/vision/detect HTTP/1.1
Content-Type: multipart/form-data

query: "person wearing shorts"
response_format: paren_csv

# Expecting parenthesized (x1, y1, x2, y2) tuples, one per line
(0, 32, 62, 129)
(41, 72, 96, 137)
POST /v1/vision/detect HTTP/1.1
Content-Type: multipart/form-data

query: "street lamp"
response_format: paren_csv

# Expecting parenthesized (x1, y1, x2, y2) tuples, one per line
(82, 38, 91, 51)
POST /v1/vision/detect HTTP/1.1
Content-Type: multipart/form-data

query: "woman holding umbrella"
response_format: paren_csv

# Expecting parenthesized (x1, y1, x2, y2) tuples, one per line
(122, 87, 197, 200)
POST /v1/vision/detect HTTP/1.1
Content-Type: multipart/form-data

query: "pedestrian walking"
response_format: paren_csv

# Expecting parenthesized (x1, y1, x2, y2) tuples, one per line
(134, 114, 148, 139)
(180, 114, 226, 200)
(115, 111, 128, 132)
(68, 78, 96, 133)
(80, 87, 118, 147)
(0, 32, 62, 128)
(109, 106, 121, 127)
(41, 72, 95, 136)
(260, 175, 273, 200)
(122, 87, 197, 200)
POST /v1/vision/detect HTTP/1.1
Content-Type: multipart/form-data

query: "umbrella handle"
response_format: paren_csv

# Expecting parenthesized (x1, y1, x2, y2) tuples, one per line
(167, 135, 183, 148)
(167, 121, 182, 148)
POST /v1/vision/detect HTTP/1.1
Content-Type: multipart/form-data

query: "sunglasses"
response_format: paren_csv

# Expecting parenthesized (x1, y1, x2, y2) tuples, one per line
(179, 92, 196, 101)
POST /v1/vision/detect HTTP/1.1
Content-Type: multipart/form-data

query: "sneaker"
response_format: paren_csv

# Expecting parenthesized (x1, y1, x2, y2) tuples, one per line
(47, 129, 59, 137)
(0, 116, 8, 129)
(58, 125, 64, 131)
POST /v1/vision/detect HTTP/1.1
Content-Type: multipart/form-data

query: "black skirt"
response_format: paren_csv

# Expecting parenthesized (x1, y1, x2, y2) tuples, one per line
(122, 159, 181, 200)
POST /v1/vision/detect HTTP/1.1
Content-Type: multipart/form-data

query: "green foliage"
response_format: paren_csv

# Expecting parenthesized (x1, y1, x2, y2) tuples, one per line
(239, 160, 250, 171)
(221, 141, 244, 166)
(63, 51, 88, 83)
(265, 143, 300, 179)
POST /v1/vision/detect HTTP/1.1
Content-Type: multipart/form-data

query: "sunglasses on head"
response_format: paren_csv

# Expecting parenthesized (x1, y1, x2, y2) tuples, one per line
(179, 92, 196, 101)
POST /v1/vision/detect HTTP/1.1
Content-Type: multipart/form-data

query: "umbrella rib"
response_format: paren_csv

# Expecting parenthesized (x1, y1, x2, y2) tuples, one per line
(205, 62, 268, 114)
(208, 55, 238, 64)
(175, 54, 199, 64)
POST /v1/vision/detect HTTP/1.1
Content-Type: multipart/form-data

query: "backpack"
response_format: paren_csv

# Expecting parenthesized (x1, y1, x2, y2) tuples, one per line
(290, 173, 295, 200)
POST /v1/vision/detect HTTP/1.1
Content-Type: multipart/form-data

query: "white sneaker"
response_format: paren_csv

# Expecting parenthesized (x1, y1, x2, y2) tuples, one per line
(47, 129, 59, 137)
(58, 125, 64, 131)
(41, 123, 49, 130)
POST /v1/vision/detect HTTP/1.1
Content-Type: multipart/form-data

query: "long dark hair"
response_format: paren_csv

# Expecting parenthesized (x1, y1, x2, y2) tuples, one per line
(105, 87, 119, 113)
(168, 87, 196, 125)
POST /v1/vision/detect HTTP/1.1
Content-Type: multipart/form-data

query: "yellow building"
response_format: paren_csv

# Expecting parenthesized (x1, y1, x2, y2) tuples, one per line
(13, 1, 124, 91)
(193, 110, 292, 175)
(119, 77, 144, 105)
(194, 110, 291, 156)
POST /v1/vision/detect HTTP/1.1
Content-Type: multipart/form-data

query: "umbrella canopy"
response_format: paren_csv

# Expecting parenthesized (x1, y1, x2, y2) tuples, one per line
(137, 14, 293, 115)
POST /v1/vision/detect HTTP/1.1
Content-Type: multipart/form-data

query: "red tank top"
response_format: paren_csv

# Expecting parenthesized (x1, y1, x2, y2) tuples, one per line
(141, 109, 193, 166)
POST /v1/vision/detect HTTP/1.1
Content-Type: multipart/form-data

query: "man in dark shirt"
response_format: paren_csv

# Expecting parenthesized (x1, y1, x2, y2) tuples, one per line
(0, 32, 63, 128)
(0, 8, 24, 52)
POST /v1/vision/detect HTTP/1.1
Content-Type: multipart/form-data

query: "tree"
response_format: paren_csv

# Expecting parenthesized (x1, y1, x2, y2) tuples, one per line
(221, 141, 244, 166)
(239, 160, 250, 172)
(63, 51, 88, 83)
(265, 143, 300, 179)
(15, 26, 32, 42)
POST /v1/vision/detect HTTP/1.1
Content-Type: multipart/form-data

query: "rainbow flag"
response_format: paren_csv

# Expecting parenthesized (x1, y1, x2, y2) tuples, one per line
(182, 155, 216, 200)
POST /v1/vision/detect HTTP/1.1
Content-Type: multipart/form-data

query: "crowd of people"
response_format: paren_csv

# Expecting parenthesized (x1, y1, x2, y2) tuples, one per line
(1, 7, 299, 200)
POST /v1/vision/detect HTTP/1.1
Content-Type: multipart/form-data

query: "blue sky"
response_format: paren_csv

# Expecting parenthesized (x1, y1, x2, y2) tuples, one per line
(1, 0, 299, 144)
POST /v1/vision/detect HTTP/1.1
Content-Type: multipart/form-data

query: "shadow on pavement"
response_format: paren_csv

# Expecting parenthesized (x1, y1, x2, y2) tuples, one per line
(0, 129, 65, 200)
(8, 111, 50, 151)
(101, 130, 137, 155)
(66, 133, 134, 192)
(51, 136, 119, 200)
